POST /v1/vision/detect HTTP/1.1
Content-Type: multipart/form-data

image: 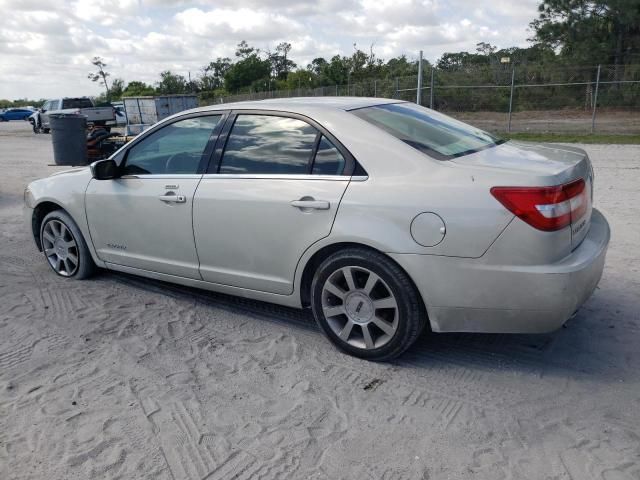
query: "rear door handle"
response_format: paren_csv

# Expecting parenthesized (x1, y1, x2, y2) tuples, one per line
(290, 199, 330, 210)
(159, 193, 186, 203)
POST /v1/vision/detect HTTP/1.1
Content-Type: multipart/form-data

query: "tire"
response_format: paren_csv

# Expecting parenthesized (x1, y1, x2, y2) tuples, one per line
(40, 210, 96, 279)
(311, 248, 427, 361)
(43, 128, 50, 134)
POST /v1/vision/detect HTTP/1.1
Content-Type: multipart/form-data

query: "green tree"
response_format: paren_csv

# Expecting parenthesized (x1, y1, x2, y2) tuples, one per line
(385, 55, 419, 77)
(235, 40, 257, 59)
(110, 78, 125, 101)
(269, 42, 297, 80)
(224, 50, 271, 92)
(87, 57, 111, 100)
(157, 71, 187, 94)
(285, 70, 315, 91)
(201, 57, 232, 90)
(531, 0, 640, 68)
(122, 81, 156, 97)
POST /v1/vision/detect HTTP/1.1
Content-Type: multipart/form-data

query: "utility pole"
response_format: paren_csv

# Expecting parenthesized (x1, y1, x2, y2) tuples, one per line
(591, 64, 601, 134)
(417, 50, 423, 105)
(429, 68, 435, 108)
(507, 66, 515, 132)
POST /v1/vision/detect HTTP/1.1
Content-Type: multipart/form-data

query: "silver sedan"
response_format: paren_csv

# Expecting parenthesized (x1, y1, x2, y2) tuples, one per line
(24, 98, 610, 360)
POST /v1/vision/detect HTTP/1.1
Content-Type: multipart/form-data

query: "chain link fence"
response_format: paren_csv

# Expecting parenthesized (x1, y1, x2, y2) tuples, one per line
(205, 64, 640, 134)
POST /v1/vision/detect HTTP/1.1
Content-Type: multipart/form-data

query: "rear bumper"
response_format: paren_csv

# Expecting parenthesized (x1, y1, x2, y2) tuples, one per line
(390, 208, 610, 333)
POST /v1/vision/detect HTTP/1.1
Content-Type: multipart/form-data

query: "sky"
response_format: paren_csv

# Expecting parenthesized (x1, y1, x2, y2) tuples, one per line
(0, 0, 540, 100)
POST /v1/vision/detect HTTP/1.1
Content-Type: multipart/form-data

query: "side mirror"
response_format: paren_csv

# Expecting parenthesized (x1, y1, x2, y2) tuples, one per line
(90, 159, 119, 180)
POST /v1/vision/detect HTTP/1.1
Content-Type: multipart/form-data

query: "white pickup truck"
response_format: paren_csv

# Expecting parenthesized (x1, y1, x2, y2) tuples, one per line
(30, 97, 115, 133)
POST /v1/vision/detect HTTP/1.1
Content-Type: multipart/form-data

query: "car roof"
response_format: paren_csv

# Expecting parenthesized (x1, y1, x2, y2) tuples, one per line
(187, 96, 404, 116)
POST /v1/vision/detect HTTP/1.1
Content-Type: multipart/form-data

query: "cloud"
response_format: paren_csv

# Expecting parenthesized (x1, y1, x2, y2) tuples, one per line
(174, 8, 305, 41)
(0, 0, 540, 99)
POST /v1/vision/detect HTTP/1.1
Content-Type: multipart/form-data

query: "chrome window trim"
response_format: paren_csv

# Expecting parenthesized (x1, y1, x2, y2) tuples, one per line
(119, 174, 203, 180)
(117, 174, 368, 181)
(200, 174, 352, 181)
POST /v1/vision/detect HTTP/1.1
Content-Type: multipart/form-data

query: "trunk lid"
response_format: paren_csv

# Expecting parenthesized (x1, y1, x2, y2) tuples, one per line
(453, 141, 593, 249)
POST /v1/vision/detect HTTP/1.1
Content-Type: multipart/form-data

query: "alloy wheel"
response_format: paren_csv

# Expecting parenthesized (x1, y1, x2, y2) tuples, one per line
(321, 266, 399, 350)
(42, 219, 79, 277)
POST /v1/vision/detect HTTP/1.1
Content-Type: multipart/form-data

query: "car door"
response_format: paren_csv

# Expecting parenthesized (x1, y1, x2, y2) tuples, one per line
(193, 111, 355, 294)
(85, 113, 226, 279)
(41, 101, 54, 128)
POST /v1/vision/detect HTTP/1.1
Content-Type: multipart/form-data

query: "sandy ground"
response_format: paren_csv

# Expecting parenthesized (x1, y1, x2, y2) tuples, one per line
(1, 120, 639, 480)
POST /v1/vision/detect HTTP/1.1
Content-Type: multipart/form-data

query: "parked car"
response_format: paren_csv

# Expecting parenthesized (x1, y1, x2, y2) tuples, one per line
(23, 98, 610, 360)
(30, 97, 115, 133)
(0, 108, 33, 121)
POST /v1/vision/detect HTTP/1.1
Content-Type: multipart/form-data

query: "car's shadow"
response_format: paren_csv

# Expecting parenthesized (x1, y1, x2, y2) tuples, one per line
(108, 271, 636, 382)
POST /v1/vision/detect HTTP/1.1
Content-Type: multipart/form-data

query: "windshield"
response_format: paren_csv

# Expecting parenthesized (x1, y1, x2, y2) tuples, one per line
(351, 102, 504, 160)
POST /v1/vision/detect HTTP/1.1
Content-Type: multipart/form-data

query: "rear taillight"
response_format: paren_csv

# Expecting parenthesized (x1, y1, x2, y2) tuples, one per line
(491, 179, 586, 232)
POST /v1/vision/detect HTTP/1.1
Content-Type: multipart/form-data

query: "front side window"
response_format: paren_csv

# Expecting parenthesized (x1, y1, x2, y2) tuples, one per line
(122, 115, 222, 175)
(219, 115, 318, 174)
(351, 102, 504, 160)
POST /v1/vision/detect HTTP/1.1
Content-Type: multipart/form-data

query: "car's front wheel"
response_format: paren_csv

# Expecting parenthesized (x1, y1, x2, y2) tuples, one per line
(40, 210, 96, 279)
(311, 248, 427, 361)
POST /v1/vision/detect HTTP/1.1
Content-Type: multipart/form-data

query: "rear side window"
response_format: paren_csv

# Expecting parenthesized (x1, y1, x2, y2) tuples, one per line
(219, 115, 318, 174)
(312, 136, 346, 175)
(351, 102, 504, 160)
(62, 98, 93, 109)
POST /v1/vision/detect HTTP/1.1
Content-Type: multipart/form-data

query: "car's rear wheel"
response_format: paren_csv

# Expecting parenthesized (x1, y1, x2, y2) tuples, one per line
(40, 210, 96, 279)
(311, 248, 427, 361)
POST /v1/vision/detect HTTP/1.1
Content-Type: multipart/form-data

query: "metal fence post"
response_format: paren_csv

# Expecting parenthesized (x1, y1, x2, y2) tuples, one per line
(417, 50, 423, 105)
(508, 66, 515, 133)
(429, 68, 435, 109)
(591, 64, 601, 134)
(336, 84, 338, 96)
(374, 79, 377, 97)
(395, 78, 399, 99)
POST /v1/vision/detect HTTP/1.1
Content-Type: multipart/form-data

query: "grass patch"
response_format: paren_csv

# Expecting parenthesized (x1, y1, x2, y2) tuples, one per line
(500, 133, 640, 144)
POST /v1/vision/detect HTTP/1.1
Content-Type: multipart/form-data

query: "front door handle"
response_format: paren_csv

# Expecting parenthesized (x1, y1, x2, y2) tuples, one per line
(290, 199, 330, 210)
(159, 193, 186, 203)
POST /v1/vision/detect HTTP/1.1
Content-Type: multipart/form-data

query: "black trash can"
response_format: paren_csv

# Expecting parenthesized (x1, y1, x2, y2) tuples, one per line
(50, 114, 87, 166)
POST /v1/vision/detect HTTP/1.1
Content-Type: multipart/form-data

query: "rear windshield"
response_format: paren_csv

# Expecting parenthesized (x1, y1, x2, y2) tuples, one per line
(61, 98, 93, 109)
(351, 102, 504, 160)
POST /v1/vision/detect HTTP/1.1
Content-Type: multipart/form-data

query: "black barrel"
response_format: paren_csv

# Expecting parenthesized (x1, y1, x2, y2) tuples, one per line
(50, 114, 87, 166)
